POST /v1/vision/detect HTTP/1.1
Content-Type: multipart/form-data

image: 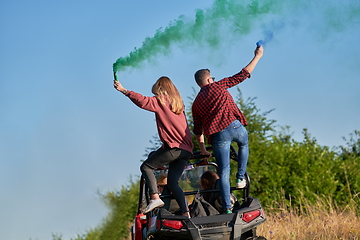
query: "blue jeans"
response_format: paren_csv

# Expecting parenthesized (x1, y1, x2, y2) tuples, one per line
(211, 120, 249, 210)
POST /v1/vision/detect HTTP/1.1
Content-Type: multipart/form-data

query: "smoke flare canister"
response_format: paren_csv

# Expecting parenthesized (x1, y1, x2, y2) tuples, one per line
(256, 40, 264, 48)
(113, 72, 118, 81)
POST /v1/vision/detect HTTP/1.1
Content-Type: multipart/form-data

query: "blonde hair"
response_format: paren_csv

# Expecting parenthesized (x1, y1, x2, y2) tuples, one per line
(152, 76, 184, 115)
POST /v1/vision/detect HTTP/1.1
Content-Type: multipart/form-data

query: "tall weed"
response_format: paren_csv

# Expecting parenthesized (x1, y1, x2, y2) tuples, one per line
(258, 192, 360, 239)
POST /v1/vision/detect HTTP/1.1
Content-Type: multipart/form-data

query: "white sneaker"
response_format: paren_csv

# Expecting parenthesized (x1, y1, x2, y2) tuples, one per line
(236, 178, 247, 188)
(144, 199, 165, 213)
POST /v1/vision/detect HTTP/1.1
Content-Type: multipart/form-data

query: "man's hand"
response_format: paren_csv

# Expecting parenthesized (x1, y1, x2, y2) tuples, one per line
(254, 45, 263, 59)
(200, 150, 212, 159)
(196, 134, 212, 159)
(244, 45, 264, 73)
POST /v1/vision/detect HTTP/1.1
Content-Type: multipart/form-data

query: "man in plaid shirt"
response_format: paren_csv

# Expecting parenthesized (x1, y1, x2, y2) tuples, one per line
(192, 45, 264, 214)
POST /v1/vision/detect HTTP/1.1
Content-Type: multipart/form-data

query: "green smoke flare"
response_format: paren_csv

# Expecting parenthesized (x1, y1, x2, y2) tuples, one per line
(113, 0, 359, 73)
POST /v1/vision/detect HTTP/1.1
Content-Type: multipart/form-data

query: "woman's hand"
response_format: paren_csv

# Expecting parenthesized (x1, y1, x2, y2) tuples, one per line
(113, 80, 127, 93)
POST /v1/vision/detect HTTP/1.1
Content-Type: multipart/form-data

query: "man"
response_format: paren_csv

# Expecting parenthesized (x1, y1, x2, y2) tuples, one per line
(192, 45, 264, 214)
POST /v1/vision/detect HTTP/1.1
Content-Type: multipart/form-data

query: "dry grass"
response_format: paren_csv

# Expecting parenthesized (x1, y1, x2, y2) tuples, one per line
(257, 193, 360, 240)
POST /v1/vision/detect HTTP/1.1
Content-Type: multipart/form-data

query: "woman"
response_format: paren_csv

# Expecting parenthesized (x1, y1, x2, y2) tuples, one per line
(113, 76, 193, 217)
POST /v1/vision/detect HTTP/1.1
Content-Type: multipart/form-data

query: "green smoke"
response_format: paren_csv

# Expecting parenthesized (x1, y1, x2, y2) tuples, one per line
(113, 0, 282, 72)
(113, 0, 359, 73)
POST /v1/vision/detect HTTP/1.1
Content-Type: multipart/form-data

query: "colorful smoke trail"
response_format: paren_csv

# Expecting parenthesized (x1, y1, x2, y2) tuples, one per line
(113, 0, 360, 73)
(257, 18, 286, 47)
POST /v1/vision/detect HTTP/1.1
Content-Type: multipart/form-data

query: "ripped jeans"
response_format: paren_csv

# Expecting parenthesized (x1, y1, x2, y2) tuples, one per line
(211, 120, 249, 210)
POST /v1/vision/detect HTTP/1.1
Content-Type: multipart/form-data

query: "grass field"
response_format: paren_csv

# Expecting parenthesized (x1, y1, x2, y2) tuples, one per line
(124, 193, 360, 240)
(257, 194, 360, 240)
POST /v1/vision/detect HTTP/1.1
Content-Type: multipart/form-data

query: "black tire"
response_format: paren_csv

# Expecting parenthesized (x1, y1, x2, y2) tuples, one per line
(130, 226, 134, 240)
(240, 229, 255, 240)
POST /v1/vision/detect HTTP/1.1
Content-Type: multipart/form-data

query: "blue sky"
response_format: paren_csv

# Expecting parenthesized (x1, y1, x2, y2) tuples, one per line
(1, 0, 359, 239)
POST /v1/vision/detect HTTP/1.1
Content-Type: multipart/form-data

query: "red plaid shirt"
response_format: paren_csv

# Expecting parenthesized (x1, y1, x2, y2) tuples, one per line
(192, 68, 250, 139)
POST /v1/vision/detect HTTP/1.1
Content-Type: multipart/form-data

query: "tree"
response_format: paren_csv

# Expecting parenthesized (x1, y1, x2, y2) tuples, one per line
(58, 91, 359, 240)
(334, 130, 360, 201)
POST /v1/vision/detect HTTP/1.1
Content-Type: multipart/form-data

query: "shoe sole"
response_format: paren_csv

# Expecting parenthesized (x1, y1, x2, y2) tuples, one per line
(144, 201, 165, 213)
(236, 181, 246, 188)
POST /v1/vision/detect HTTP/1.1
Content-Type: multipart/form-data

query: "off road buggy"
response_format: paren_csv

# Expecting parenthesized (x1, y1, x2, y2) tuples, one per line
(131, 146, 267, 240)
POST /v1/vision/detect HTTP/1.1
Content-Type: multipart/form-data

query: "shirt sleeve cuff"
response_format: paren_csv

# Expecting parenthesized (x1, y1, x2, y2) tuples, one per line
(124, 90, 131, 96)
(242, 68, 251, 78)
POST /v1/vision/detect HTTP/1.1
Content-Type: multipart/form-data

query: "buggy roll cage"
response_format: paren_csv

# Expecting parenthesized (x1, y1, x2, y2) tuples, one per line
(137, 145, 251, 214)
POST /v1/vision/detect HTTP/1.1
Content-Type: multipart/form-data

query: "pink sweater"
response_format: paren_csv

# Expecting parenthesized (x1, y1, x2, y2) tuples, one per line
(125, 91, 194, 154)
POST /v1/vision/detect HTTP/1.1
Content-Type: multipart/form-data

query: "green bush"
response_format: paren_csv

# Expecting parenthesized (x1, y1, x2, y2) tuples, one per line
(229, 90, 359, 210)
(57, 91, 359, 240)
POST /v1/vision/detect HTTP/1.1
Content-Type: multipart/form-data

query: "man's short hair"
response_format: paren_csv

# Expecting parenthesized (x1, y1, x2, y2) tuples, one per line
(194, 69, 210, 85)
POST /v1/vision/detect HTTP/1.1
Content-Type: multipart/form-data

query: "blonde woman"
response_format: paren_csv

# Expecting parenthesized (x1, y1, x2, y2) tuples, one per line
(114, 76, 193, 217)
